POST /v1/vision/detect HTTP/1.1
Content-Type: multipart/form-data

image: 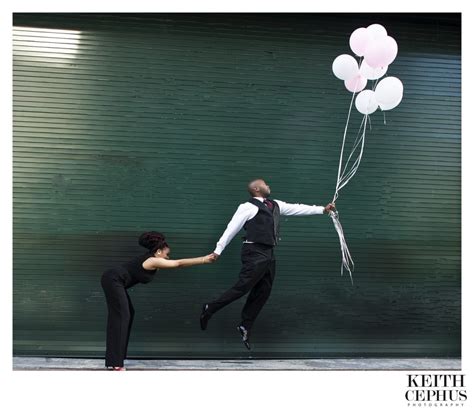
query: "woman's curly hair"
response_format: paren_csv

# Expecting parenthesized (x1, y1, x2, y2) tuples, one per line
(138, 231, 168, 253)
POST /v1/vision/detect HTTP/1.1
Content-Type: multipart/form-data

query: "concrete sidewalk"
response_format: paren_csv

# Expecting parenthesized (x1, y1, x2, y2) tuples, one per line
(13, 357, 461, 371)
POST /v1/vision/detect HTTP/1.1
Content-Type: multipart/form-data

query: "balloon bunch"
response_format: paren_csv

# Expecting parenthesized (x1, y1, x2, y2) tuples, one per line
(332, 23, 403, 114)
(328, 24, 403, 284)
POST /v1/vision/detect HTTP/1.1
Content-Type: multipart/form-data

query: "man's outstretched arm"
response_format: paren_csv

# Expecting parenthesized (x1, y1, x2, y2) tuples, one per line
(275, 200, 335, 216)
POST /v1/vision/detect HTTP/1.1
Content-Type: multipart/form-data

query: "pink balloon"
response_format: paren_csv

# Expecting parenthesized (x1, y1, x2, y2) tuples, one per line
(366, 23, 387, 41)
(344, 74, 367, 93)
(349, 27, 371, 57)
(364, 36, 398, 69)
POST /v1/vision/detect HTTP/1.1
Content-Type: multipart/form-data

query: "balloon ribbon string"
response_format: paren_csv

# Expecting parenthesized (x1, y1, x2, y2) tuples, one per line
(330, 92, 370, 284)
(329, 209, 354, 285)
(332, 88, 357, 203)
(337, 114, 368, 192)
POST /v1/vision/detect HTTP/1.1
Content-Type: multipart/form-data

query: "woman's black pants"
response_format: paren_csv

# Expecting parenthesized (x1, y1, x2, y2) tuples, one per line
(101, 268, 135, 367)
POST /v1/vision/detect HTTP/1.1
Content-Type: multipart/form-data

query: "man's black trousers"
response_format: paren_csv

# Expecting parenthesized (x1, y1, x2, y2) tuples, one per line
(208, 243, 276, 331)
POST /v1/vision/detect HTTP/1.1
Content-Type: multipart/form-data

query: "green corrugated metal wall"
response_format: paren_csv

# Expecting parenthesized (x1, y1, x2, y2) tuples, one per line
(13, 13, 461, 358)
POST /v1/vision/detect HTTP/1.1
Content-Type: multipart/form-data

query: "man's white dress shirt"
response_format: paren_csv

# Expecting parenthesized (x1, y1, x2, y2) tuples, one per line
(213, 197, 325, 255)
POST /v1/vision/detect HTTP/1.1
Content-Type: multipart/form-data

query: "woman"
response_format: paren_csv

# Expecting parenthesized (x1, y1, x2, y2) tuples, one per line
(101, 231, 214, 370)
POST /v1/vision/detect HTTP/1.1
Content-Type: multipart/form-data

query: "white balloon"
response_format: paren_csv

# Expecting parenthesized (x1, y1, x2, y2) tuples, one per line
(366, 23, 388, 40)
(379, 94, 403, 111)
(355, 89, 379, 115)
(375, 76, 403, 107)
(332, 54, 359, 81)
(360, 59, 387, 80)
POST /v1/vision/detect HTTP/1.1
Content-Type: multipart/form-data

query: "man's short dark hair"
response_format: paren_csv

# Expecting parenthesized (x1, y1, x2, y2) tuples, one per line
(247, 178, 262, 195)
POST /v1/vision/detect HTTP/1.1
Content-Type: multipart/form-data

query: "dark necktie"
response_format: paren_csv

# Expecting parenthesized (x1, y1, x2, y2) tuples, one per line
(264, 199, 274, 210)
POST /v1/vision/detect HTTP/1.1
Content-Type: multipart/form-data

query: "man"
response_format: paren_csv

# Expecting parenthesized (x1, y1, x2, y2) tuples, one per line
(200, 178, 336, 350)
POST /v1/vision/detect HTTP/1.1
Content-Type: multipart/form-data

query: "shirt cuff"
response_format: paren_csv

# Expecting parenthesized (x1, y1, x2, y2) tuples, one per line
(314, 206, 325, 214)
(213, 245, 223, 255)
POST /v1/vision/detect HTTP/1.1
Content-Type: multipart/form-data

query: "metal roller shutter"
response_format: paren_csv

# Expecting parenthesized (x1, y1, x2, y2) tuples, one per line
(13, 13, 461, 358)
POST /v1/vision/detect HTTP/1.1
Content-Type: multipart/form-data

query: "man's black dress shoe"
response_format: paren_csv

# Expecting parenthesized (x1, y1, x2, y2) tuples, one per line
(237, 325, 251, 350)
(200, 304, 212, 330)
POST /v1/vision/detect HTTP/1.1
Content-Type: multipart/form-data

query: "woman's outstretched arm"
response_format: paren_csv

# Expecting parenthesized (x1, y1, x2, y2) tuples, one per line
(143, 254, 215, 270)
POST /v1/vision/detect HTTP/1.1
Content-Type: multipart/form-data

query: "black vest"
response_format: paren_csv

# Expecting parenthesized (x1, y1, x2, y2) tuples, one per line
(243, 197, 280, 246)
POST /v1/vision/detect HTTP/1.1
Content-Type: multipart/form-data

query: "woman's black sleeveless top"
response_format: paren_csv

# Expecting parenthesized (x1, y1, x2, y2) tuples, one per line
(120, 252, 157, 288)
